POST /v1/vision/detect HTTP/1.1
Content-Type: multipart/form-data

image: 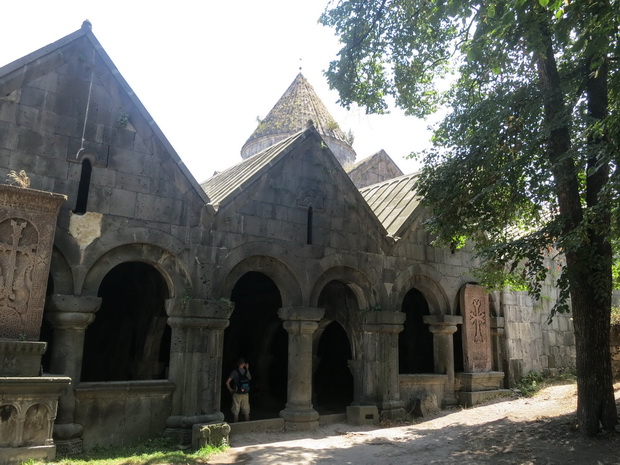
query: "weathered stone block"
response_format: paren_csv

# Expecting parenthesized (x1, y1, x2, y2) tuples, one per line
(191, 422, 230, 449)
(0, 341, 46, 376)
(346, 405, 379, 425)
(456, 372, 504, 392)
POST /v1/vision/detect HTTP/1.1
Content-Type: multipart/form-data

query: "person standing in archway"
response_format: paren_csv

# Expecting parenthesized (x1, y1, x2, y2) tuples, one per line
(225, 358, 251, 422)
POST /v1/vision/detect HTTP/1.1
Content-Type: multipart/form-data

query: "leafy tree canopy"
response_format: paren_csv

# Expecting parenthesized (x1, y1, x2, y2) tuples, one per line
(322, 0, 619, 435)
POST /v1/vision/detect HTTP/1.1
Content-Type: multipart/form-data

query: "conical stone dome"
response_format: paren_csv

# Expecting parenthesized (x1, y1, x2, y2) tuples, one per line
(241, 73, 356, 167)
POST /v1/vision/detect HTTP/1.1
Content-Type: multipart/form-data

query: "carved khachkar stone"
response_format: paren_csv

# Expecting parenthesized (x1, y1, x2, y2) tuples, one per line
(460, 284, 492, 372)
(0, 185, 66, 340)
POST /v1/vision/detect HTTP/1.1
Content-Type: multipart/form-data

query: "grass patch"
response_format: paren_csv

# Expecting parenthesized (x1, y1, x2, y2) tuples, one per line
(513, 370, 577, 398)
(26, 437, 227, 465)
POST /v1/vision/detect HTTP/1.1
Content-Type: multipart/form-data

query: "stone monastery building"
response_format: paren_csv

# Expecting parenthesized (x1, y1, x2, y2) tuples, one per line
(0, 22, 576, 453)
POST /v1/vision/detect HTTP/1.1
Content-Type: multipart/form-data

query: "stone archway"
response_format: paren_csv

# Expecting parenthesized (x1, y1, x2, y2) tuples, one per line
(399, 288, 434, 374)
(313, 320, 353, 414)
(221, 271, 287, 421)
(313, 280, 358, 412)
(81, 262, 170, 381)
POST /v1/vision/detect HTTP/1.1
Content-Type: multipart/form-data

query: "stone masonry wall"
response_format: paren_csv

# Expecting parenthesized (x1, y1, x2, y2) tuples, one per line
(501, 290, 575, 386)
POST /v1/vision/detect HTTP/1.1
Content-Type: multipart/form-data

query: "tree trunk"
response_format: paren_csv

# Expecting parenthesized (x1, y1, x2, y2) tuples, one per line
(534, 17, 617, 436)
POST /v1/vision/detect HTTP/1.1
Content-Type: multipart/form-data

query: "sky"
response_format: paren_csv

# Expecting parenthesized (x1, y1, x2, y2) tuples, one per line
(0, 1, 439, 183)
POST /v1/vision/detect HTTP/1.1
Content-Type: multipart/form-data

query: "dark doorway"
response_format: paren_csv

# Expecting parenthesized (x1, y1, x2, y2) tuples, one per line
(40, 274, 54, 373)
(81, 262, 170, 381)
(315, 280, 356, 413)
(399, 288, 434, 373)
(221, 272, 287, 421)
(313, 321, 353, 414)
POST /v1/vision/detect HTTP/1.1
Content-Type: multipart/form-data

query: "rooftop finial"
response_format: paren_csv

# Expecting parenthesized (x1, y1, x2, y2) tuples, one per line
(299, 57, 302, 73)
(82, 19, 92, 31)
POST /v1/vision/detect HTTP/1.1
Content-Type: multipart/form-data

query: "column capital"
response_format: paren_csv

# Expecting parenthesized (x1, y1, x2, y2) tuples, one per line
(361, 311, 406, 333)
(46, 294, 102, 313)
(423, 314, 463, 334)
(278, 306, 324, 322)
(165, 298, 234, 319)
(45, 294, 101, 329)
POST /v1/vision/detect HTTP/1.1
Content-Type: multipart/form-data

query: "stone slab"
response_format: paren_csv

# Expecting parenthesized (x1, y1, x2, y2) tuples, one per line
(456, 371, 505, 392)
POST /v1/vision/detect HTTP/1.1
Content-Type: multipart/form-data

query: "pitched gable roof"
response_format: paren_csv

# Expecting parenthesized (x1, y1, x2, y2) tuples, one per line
(202, 129, 309, 209)
(359, 172, 422, 237)
(0, 21, 210, 205)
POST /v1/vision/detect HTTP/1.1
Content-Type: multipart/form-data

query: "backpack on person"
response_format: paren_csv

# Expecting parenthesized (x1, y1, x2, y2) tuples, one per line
(235, 369, 250, 394)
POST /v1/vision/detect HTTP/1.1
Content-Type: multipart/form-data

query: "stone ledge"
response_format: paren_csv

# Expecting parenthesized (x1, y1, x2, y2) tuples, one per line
(229, 418, 285, 435)
(456, 372, 505, 391)
(0, 445, 56, 465)
(458, 389, 513, 407)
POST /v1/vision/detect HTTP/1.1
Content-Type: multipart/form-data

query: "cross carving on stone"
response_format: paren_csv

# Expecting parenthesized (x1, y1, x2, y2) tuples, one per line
(470, 298, 486, 343)
(0, 219, 36, 312)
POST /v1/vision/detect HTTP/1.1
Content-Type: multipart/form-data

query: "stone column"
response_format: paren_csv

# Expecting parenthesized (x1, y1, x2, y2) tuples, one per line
(44, 294, 101, 455)
(165, 298, 233, 437)
(491, 316, 506, 377)
(360, 311, 406, 419)
(423, 315, 462, 405)
(278, 306, 324, 431)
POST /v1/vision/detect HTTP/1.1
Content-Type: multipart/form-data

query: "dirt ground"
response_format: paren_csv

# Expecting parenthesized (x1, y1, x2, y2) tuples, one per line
(208, 383, 620, 464)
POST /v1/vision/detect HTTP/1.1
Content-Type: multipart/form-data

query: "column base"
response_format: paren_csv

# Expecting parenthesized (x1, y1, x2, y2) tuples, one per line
(280, 407, 320, 431)
(54, 438, 83, 457)
(376, 400, 406, 420)
(51, 420, 82, 456)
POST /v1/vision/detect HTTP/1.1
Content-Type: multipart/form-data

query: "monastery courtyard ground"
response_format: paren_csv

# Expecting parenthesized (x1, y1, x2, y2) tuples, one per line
(208, 383, 620, 464)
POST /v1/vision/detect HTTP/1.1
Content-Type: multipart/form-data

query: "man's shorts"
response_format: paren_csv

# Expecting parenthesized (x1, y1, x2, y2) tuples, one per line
(231, 393, 250, 415)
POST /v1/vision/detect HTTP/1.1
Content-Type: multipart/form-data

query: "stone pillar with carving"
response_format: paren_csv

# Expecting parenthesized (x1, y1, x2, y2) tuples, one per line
(165, 298, 233, 441)
(423, 314, 463, 405)
(278, 307, 324, 431)
(45, 294, 101, 455)
(460, 284, 492, 372)
(360, 311, 406, 419)
(0, 184, 70, 464)
(455, 285, 508, 406)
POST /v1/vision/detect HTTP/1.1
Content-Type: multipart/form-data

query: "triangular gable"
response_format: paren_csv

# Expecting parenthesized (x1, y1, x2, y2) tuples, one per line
(0, 22, 209, 205)
(204, 126, 395, 250)
(202, 130, 307, 209)
(360, 172, 423, 238)
(347, 149, 404, 189)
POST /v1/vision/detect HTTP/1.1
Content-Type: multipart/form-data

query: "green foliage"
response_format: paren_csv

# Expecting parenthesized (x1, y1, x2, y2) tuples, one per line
(322, 0, 619, 434)
(35, 437, 226, 465)
(514, 370, 577, 397)
(514, 371, 545, 397)
(321, 0, 619, 315)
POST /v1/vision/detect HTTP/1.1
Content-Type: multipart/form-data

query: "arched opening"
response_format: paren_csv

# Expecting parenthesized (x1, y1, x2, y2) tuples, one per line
(81, 262, 170, 381)
(221, 271, 287, 421)
(74, 158, 92, 214)
(399, 288, 434, 373)
(314, 280, 356, 413)
(313, 321, 353, 413)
